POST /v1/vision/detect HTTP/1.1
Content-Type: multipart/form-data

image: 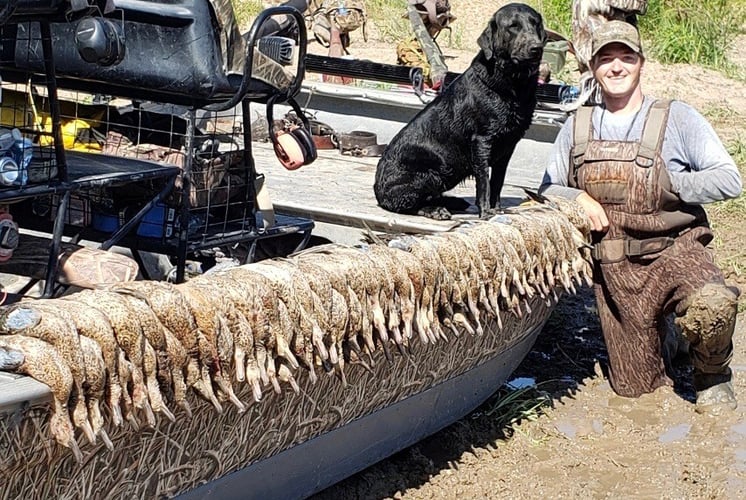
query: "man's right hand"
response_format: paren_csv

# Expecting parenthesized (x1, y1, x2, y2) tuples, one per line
(576, 192, 609, 233)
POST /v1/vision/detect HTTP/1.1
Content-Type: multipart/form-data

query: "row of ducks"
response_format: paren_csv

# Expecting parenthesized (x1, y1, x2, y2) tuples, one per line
(0, 195, 592, 463)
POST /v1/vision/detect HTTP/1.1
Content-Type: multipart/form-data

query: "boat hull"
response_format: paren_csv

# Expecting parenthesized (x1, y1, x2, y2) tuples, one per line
(182, 320, 544, 499)
(0, 295, 552, 499)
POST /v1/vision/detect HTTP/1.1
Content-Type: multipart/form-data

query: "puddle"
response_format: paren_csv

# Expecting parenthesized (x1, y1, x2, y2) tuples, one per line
(734, 449, 746, 472)
(732, 422, 746, 436)
(658, 423, 691, 443)
(728, 422, 746, 445)
(555, 421, 577, 439)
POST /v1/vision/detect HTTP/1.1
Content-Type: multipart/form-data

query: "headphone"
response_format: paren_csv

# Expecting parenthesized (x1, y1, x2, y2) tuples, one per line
(266, 95, 317, 170)
(74, 16, 126, 66)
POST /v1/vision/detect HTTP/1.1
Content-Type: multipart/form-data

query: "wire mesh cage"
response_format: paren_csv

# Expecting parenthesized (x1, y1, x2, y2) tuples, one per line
(0, 81, 260, 245)
(0, 3, 314, 287)
(0, 85, 59, 188)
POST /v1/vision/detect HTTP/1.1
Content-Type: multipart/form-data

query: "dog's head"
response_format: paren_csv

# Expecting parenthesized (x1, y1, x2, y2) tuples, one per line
(477, 3, 546, 68)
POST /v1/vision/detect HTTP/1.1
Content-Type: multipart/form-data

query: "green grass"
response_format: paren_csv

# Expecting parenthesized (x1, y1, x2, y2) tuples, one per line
(364, 0, 464, 48)
(708, 136, 746, 279)
(526, 0, 573, 37)
(527, 0, 746, 73)
(711, 137, 746, 215)
(481, 382, 553, 438)
(365, 0, 413, 43)
(640, 0, 746, 69)
(232, 0, 264, 30)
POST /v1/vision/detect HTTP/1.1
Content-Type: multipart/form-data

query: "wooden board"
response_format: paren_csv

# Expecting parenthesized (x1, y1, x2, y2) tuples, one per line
(251, 139, 551, 234)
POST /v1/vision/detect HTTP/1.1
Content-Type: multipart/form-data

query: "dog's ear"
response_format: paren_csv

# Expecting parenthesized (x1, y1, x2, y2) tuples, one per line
(477, 18, 496, 60)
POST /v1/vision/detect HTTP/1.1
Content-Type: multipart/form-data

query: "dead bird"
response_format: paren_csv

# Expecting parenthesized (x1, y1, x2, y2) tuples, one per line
(187, 278, 260, 401)
(0, 334, 83, 463)
(109, 281, 221, 413)
(78, 335, 114, 451)
(57, 297, 125, 428)
(175, 282, 247, 411)
(115, 294, 177, 422)
(388, 235, 445, 345)
(72, 290, 157, 428)
(1, 301, 95, 444)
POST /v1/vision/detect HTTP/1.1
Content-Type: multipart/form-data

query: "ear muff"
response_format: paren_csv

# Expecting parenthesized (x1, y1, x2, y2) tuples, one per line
(75, 16, 125, 66)
(289, 125, 317, 163)
(267, 95, 317, 170)
(275, 129, 306, 170)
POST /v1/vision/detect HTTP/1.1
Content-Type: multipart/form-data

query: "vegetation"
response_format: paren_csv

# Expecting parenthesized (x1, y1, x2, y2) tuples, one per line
(232, 0, 264, 29)
(527, 0, 746, 72)
(365, 0, 412, 43)
(710, 136, 746, 281)
(639, 0, 746, 69)
(526, 0, 573, 37)
(482, 382, 553, 438)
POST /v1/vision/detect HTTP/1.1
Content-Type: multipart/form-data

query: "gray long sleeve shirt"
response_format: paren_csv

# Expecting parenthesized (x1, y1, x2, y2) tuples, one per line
(539, 97, 742, 204)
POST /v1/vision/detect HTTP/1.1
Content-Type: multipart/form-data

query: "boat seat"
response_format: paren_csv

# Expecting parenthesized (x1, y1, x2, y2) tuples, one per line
(0, 0, 307, 109)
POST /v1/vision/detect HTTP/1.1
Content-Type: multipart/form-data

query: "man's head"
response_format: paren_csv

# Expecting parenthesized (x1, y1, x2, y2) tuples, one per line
(591, 20, 642, 59)
(590, 21, 644, 107)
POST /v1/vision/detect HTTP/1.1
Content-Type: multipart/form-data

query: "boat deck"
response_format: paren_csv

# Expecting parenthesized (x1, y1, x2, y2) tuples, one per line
(251, 138, 554, 237)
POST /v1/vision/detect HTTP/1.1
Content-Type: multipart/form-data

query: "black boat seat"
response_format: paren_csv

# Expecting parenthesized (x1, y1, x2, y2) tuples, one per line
(0, 0, 307, 109)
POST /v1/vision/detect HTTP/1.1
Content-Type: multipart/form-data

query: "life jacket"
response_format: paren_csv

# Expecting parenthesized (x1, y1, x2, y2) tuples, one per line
(569, 99, 708, 263)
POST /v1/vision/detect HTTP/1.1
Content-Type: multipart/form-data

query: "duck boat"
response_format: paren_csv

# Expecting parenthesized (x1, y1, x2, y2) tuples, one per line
(0, 2, 584, 498)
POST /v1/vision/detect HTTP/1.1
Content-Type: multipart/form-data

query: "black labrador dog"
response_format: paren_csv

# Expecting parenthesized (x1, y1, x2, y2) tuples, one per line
(374, 3, 546, 220)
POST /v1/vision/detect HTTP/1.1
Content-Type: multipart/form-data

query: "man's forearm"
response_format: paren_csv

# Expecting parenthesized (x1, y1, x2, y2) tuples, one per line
(670, 168, 743, 204)
(538, 183, 585, 200)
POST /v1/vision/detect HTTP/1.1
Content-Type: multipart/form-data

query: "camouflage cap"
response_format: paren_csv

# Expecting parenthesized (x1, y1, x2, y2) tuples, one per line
(591, 21, 642, 57)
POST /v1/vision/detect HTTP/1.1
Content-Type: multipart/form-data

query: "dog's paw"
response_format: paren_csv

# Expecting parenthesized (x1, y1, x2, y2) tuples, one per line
(418, 206, 453, 220)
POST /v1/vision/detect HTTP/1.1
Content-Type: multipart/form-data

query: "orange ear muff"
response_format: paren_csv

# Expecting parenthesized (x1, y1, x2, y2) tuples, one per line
(274, 128, 306, 170)
(266, 95, 317, 170)
(289, 125, 317, 164)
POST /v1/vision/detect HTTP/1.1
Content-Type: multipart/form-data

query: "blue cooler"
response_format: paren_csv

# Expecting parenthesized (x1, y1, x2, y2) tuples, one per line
(137, 203, 176, 238)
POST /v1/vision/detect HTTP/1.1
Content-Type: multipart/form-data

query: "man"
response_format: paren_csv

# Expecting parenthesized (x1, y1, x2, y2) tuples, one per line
(539, 21, 742, 414)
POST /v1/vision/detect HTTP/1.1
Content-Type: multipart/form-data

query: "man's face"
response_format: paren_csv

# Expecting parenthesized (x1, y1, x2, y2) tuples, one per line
(591, 43, 643, 101)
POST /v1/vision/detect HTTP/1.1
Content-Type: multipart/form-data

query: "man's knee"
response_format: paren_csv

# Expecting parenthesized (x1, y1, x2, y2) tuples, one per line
(676, 282, 739, 371)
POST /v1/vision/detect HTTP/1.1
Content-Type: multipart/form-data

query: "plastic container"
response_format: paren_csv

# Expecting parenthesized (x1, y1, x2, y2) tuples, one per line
(137, 203, 176, 239)
(91, 211, 121, 233)
(0, 157, 20, 186)
(543, 40, 568, 75)
(0, 128, 32, 186)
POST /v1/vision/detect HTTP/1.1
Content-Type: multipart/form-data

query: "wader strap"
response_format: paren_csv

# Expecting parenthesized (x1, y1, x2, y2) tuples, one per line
(569, 105, 595, 187)
(592, 236, 676, 263)
(636, 99, 671, 167)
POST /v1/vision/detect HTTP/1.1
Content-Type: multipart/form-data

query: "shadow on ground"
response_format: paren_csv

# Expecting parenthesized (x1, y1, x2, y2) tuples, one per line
(310, 288, 606, 500)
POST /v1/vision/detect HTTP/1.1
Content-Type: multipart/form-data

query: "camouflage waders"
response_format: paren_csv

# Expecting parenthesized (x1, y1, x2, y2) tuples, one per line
(570, 100, 739, 398)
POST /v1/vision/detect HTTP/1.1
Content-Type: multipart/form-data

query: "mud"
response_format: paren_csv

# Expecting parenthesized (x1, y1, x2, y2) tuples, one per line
(302, 1, 746, 498)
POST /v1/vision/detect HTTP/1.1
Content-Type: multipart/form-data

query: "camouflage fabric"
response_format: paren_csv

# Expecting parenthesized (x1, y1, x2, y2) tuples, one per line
(307, 0, 367, 48)
(396, 37, 433, 84)
(571, 101, 736, 397)
(407, 0, 456, 38)
(209, 0, 246, 73)
(592, 227, 733, 397)
(606, 0, 648, 13)
(398, 1, 449, 88)
(572, 0, 648, 73)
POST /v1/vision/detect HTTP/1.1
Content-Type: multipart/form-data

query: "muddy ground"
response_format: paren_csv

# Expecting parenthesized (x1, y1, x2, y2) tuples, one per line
(301, 1, 746, 498)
